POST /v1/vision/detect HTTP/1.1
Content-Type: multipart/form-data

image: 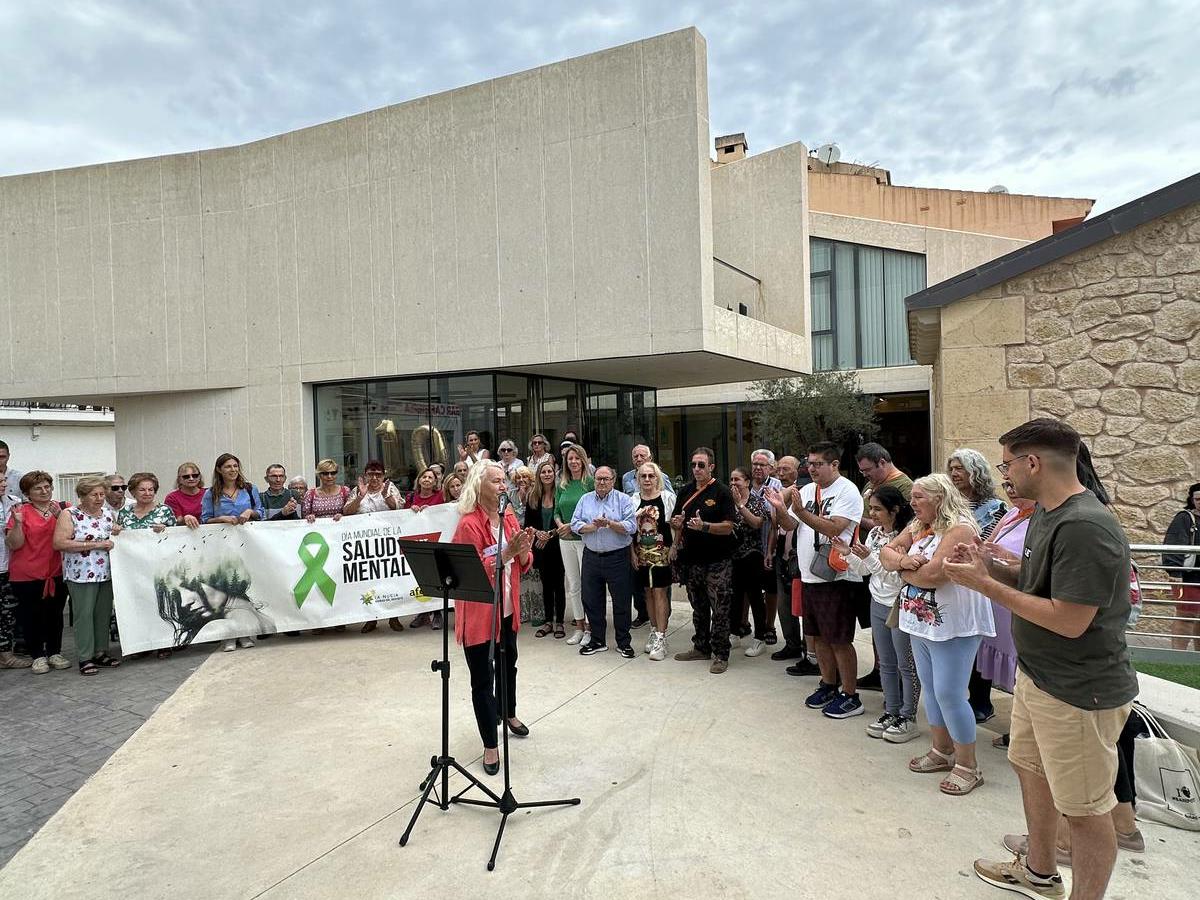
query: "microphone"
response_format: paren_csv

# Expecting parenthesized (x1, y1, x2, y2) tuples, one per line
(498, 492, 511, 512)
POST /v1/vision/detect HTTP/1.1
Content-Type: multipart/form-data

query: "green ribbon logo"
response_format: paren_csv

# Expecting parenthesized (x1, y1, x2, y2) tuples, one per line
(294, 532, 337, 608)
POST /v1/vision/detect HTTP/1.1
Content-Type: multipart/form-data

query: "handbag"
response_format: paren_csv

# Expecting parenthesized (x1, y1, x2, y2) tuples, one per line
(808, 485, 849, 581)
(1131, 702, 1200, 831)
(885, 595, 901, 629)
(791, 577, 803, 617)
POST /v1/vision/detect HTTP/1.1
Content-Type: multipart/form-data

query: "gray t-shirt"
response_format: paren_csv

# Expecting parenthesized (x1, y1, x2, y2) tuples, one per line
(1013, 491, 1137, 710)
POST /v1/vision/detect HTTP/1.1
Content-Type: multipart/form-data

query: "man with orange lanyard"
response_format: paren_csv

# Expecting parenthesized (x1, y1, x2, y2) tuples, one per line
(767, 442, 865, 719)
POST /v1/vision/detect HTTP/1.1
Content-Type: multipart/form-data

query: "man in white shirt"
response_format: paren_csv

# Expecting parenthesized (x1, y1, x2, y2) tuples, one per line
(768, 442, 865, 720)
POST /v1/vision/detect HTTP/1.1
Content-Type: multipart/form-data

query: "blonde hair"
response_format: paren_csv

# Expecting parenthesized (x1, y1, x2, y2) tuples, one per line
(527, 460, 557, 509)
(559, 444, 591, 488)
(635, 461, 666, 494)
(175, 462, 204, 490)
(512, 465, 535, 485)
(441, 472, 465, 501)
(910, 473, 978, 537)
(457, 461, 505, 513)
(315, 458, 338, 475)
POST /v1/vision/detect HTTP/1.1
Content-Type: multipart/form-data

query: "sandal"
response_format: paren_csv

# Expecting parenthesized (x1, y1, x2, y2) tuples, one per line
(93, 654, 121, 668)
(909, 747, 955, 773)
(992, 733, 1009, 749)
(940, 764, 984, 795)
(79, 661, 99, 676)
(535, 624, 554, 638)
(554, 626, 566, 639)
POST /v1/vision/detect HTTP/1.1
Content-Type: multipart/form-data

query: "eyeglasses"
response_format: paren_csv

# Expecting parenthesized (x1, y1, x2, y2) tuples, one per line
(807, 460, 830, 468)
(531, 440, 546, 445)
(996, 454, 1031, 476)
(110, 485, 127, 491)
(500, 448, 515, 453)
(595, 476, 614, 482)
(181, 473, 200, 480)
(691, 462, 708, 469)
(639, 473, 656, 478)
(366, 471, 384, 477)
(319, 471, 339, 477)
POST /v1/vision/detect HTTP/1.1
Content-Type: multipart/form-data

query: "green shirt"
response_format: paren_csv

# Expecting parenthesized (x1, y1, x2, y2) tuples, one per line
(1013, 491, 1137, 710)
(554, 477, 594, 542)
(862, 470, 913, 503)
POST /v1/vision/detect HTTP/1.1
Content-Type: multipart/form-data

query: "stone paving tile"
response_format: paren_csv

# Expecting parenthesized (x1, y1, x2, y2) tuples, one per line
(0, 623, 210, 869)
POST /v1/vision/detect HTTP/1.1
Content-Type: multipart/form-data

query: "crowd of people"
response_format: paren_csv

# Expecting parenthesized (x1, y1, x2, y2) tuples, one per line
(0, 419, 1186, 898)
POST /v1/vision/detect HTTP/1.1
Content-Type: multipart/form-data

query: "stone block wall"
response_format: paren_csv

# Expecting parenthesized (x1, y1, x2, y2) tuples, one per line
(999, 202, 1200, 541)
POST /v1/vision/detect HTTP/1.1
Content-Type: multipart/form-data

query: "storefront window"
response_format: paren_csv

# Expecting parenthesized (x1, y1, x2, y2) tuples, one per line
(496, 374, 534, 454)
(313, 383, 367, 482)
(540, 378, 582, 450)
(365, 378, 432, 490)
(431, 373, 495, 460)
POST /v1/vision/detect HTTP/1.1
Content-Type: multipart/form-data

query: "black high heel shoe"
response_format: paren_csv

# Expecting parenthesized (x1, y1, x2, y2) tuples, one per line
(483, 756, 500, 776)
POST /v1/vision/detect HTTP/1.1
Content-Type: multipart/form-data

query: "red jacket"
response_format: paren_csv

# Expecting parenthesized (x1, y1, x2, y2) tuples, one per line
(452, 505, 531, 647)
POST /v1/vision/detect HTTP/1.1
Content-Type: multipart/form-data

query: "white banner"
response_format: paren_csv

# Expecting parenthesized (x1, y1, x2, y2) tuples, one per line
(111, 505, 463, 653)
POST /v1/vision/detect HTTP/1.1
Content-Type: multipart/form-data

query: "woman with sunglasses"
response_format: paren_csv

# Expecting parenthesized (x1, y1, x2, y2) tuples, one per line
(496, 441, 524, 481)
(631, 461, 675, 659)
(527, 434, 553, 471)
(303, 459, 350, 523)
(344, 460, 406, 634)
(165, 462, 205, 529)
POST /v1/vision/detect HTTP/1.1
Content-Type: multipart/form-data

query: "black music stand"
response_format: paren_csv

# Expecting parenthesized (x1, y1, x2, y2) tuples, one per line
(448, 520, 579, 870)
(397, 540, 502, 847)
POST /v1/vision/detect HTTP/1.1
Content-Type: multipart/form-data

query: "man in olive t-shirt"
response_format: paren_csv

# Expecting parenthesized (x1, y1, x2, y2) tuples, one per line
(945, 419, 1136, 900)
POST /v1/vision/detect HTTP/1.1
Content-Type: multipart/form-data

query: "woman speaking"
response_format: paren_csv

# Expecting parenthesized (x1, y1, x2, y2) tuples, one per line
(452, 461, 535, 775)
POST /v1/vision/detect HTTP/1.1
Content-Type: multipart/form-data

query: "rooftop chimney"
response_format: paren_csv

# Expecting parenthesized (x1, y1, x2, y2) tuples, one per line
(714, 133, 747, 163)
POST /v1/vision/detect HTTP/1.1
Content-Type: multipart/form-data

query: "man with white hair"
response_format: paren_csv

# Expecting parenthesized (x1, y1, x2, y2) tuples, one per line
(746, 449, 783, 647)
(622, 444, 673, 495)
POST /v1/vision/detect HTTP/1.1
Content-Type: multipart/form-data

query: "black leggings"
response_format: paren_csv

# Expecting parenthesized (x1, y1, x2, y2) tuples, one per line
(462, 616, 518, 750)
(536, 540, 566, 625)
(12, 577, 68, 658)
(732, 553, 767, 639)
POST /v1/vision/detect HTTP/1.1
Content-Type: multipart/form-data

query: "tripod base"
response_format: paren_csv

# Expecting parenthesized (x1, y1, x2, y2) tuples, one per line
(398, 755, 502, 847)
(454, 789, 581, 871)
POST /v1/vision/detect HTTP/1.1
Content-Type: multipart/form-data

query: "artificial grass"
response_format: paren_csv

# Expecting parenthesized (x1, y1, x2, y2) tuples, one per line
(1135, 661, 1200, 690)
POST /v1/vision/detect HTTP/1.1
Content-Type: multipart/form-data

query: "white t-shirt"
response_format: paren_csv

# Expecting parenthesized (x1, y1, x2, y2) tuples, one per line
(791, 476, 864, 584)
(898, 525, 996, 641)
(347, 482, 403, 513)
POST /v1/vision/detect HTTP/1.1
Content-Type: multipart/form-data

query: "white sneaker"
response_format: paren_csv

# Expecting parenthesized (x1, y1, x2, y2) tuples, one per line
(883, 716, 921, 743)
(728, 633, 740, 648)
(47, 653, 72, 670)
(867, 713, 895, 739)
(644, 631, 656, 654)
(743, 638, 766, 658)
(237, 637, 255, 649)
(566, 629, 584, 645)
(581, 632, 592, 647)
(221, 640, 237, 652)
(649, 633, 667, 661)
(31, 656, 50, 674)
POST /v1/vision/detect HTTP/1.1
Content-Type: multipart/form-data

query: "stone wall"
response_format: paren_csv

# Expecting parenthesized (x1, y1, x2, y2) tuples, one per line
(1000, 201, 1200, 541)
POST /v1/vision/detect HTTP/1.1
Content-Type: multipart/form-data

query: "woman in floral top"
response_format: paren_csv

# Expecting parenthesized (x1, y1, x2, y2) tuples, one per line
(52, 476, 121, 675)
(118, 473, 177, 659)
(303, 459, 350, 522)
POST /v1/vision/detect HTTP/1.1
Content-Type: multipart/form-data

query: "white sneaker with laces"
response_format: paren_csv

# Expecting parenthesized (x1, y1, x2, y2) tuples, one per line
(31, 656, 50, 675)
(883, 716, 921, 743)
(580, 632, 592, 647)
(743, 638, 766, 658)
(867, 713, 895, 739)
(566, 629, 584, 645)
(47, 653, 72, 670)
(221, 640, 237, 652)
(648, 632, 667, 661)
(237, 637, 256, 649)
(644, 631, 656, 654)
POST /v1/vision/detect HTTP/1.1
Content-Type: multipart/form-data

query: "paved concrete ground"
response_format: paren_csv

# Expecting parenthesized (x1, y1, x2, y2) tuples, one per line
(2, 605, 1197, 898)
(0, 625, 209, 867)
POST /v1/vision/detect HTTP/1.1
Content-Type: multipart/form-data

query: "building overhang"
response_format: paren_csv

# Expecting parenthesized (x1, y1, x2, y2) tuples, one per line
(509, 350, 799, 390)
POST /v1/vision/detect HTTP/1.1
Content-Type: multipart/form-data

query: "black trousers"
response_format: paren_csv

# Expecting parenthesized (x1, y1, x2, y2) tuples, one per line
(535, 539, 566, 625)
(12, 577, 67, 658)
(581, 548, 633, 649)
(462, 616, 517, 751)
(732, 552, 767, 639)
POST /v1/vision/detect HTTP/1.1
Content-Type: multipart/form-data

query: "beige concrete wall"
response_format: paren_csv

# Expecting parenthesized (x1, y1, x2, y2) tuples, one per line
(934, 201, 1200, 541)
(809, 173, 1093, 241)
(711, 141, 810, 344)
(1, 29, 806, 481)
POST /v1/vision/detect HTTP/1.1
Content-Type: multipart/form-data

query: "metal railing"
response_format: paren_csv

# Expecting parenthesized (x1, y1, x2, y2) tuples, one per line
(1128, 543, 1200, 664)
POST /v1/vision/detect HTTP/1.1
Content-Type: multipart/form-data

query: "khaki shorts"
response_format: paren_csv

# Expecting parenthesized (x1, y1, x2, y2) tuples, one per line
(1008, 670, 1132, 817)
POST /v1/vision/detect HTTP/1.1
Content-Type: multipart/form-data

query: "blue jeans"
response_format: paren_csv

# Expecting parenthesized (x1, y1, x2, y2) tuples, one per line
(870, 601, 920, 719)
(911, 634, 983, 745)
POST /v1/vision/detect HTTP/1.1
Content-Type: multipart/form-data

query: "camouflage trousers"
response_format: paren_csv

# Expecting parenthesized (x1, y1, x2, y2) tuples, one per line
(681, 558, 734, 661)
(0, 572, 19, 653)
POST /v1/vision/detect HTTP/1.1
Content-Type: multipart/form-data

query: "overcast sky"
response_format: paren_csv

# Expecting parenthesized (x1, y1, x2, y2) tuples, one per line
(2, 0, 1196, 212)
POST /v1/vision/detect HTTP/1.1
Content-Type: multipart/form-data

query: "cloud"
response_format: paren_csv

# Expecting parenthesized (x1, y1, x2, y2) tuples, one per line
(0, 0, 1194, 211)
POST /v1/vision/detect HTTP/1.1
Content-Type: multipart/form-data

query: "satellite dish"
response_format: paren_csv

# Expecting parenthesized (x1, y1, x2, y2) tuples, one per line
(988, 185, 1009, 194)
(816, 143, 841, 165)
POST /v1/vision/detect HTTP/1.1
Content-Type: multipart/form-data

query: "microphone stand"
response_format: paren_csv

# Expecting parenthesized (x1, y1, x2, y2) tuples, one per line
(452, 494, 580, 870)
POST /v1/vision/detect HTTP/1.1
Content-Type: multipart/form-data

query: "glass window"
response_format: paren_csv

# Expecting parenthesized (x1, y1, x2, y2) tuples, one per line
(366, 378, 431, 491)
(314, 383, 367, 482)
(431, 373, 495, 460)
(810, 237, 925, 371)
(540, 378, 582, 450)
(495, 374, 533, 456)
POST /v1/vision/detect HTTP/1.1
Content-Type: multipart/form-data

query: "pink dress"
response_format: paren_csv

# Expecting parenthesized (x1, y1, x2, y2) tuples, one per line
(975, 506, 1031, 692)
